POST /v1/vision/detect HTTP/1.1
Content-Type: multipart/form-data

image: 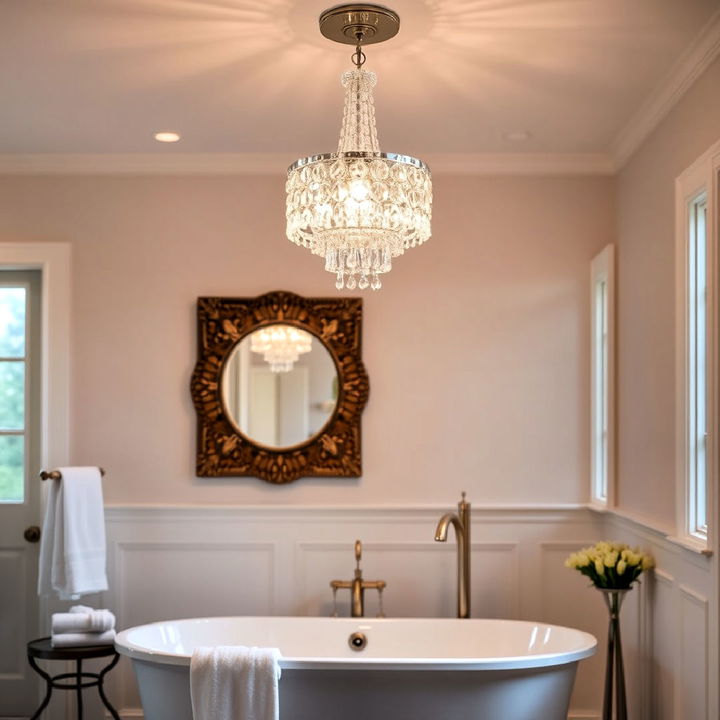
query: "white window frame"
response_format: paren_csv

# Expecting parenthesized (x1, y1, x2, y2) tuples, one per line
(590, 245, 615, 509)
(674, 140, 720, 553)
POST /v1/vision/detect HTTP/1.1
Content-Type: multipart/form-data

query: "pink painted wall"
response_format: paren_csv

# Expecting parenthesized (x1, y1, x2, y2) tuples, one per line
(0, 173, 613, 505)
(616, 54, 720, 528)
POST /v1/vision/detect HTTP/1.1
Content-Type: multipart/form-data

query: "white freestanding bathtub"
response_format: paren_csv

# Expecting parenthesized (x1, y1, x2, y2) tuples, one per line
(115, 616, 596, 720)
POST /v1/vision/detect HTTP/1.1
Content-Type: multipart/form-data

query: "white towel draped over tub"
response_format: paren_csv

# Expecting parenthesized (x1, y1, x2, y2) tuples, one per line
(37, 466, 108, 599)
(190, 646, 282, 720)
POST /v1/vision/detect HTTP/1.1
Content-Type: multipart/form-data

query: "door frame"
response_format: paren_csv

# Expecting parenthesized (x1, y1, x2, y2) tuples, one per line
(0, 243, 70, 717)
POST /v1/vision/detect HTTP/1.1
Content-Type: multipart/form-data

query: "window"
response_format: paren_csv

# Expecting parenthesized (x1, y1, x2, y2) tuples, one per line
(0, 285, 27, 502)
(0, 273, 40, 504)
(687, 195, 708, 539)
(590, 245, 615, 508)
(675, 141, 719, 551)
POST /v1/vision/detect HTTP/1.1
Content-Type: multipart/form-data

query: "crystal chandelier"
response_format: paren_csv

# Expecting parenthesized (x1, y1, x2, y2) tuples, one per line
(286, 4, 432, 291)
(250, 325, 313, 373)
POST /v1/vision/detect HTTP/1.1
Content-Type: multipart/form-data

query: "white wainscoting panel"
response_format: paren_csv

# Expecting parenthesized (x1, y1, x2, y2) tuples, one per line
(92, 505, 714, 720)
(604, 511, 714, 720)
(678, 585, 708, 720)
(295, 541, 519, 619)
(652, 570, 678, 720)
(116, 542, 276, 622)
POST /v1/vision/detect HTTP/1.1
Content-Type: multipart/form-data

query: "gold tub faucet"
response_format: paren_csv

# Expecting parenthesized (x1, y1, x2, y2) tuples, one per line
(330, 540, 386, 618)
(434, 492, 471, 619)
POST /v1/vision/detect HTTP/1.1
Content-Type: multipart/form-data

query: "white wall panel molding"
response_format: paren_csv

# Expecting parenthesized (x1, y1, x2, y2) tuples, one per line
(105, 503, 589, 525)
(678, 586, 709, 720)
(602, 509, 713, 569)
(652, 568, 676, 588)
(113, 541, 277, 620)
(103, 503, 602, 718)
(606, 514, 713, 720)
(101, 504, 714, 720)
(295, 541, 520, 619)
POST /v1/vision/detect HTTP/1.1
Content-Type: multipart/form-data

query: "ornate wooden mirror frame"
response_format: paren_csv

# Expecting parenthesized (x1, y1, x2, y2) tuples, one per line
(190, 291, 369, 484)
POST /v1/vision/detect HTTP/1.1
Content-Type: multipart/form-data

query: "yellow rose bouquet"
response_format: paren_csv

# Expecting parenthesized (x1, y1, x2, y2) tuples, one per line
(564, 541, 654, 589)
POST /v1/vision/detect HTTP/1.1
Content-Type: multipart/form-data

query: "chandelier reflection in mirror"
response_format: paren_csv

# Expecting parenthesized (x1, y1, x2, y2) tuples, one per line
(286, 4, 432, 291)
(250, 325, 313, 373)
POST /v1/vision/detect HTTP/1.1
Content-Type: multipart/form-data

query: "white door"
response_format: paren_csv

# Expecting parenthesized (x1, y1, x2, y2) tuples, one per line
(0, 271, 42, 716)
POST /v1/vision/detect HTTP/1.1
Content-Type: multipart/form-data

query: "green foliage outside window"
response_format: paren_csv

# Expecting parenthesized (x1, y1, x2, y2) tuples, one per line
(0, 287, 26, 503)
(0, 288, 25, 357)
(0, 436, 23, 502)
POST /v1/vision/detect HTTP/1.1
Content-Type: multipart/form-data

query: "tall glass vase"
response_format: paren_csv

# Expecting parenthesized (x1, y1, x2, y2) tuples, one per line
(599, 588, 631, 720)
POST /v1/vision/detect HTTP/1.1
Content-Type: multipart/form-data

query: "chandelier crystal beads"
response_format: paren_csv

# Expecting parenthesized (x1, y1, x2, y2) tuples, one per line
(250, 325, 313, 373)
(285, 4, 432, 291)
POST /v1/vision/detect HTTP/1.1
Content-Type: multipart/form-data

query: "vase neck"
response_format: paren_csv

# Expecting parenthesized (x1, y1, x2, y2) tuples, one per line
(599, 588, 631, 618)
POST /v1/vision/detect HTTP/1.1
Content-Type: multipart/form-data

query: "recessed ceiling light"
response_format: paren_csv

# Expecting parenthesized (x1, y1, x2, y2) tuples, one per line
(502, 131, 531, 143)
(154, 131, 181, 143)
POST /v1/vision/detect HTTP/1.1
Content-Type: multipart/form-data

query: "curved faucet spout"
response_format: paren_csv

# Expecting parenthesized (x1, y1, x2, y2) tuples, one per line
(433, 494, 471, 619)
(434, 513, 463, 542)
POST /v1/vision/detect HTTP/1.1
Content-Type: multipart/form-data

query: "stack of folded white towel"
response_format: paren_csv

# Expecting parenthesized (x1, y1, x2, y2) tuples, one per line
(51, 605, 116, 648)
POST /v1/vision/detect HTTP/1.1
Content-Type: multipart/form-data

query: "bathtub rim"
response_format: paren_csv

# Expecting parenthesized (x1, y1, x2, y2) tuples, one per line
(115, 616, 597, 672)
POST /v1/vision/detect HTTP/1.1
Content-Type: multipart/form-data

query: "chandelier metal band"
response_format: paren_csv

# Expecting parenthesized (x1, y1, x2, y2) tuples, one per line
(288, 152, 429, 174)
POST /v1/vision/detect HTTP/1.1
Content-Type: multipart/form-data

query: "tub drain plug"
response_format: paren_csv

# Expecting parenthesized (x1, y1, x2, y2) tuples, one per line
(348, 632, 367, 651)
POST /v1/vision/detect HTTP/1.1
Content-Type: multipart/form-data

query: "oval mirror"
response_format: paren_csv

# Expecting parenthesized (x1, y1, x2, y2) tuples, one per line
(222, 324, 339, 449)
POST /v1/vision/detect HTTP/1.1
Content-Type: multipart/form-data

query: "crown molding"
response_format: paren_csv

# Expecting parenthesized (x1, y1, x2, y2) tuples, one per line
(0, 152, 615, 176)
(0, 11, 718, 178)
(611, 7, 720, 170)
(0, 153, 293, 175)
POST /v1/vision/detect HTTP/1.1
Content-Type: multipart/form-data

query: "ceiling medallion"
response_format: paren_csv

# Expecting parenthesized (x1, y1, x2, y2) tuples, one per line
(285, 4, 432, 291)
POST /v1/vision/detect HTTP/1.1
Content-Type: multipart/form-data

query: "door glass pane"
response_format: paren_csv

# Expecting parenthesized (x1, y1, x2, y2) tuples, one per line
(0, 288, 26, 357)
(0, 435, 24, 503)
(0, 362, 24, 430)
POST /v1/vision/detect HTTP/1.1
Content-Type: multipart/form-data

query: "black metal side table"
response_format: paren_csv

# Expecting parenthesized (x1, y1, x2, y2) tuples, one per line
(26, 637, 120, 720)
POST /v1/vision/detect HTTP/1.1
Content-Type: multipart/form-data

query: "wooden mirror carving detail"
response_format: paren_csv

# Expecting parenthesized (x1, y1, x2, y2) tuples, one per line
(191, 291, 369, 484)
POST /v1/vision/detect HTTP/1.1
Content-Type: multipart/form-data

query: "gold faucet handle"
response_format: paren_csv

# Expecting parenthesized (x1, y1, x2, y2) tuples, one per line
(363, 579, 386, 590)
(331, 580, 352, 589)
(354, 539, 362, 569)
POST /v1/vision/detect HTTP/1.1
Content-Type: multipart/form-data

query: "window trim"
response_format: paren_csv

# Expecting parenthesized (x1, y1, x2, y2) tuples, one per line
(590, 245, 615, 509)
(674, 141, 720, 553)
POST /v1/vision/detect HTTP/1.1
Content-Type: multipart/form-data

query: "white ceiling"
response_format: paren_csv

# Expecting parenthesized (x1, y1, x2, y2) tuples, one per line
(1, 0, 719, 165)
